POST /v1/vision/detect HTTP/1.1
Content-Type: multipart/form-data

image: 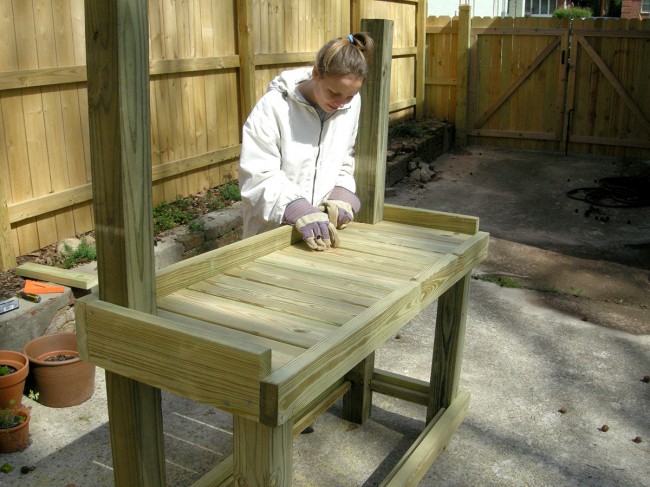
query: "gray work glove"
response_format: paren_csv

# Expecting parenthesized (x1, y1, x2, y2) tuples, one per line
(319, 187, 361, 229)
(283, 198, 340, 251)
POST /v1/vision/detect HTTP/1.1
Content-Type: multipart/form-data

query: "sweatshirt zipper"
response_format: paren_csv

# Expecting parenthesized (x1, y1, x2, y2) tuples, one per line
(311, 117, 325, 205)
(310, 111, 336, 205)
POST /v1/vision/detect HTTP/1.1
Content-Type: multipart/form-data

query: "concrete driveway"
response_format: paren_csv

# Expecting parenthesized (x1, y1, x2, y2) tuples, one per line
(1, 146, 648, 486)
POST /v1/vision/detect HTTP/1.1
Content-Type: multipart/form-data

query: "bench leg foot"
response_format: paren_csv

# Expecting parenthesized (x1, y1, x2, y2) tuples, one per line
(233, 416, 293, 487)
(343, 352, 375, 424)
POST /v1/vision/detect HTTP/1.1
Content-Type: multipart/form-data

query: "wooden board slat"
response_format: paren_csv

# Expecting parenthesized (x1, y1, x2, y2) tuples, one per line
(77, 296, 271, 420)
(279, 245, 425, 277)
(383, 204, 479, 235)
(158, 289, 337, 349)
(190, 276, 364, 325)
(380, 391, 470, 487)
(262, 249, 410, 286)
(224, 262, 387, 306)
(15, 261, 98, 289)
(157, 309, 303, 370)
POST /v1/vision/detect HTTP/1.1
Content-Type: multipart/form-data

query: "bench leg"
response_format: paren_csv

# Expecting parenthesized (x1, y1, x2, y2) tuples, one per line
(342, 352, 375, 424)
(427, 273, 470, 423)
(105, 372, 166, 486)
(233, 416, 294, 487)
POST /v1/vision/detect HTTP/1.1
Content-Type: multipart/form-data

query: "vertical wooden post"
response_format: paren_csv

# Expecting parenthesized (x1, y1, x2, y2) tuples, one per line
(233, 416, 294, 487)
(427, 274, 470, 422)
(455, 5, 471, 146)
(237, 0, 257, 120)
(84, 1, 165, 485)
(343, 354, 375, 424)
(355, 18, 393, 225)
(0, 181, 16, 271)
(343, 19, 392, 425)
(415, 0, 427, 120)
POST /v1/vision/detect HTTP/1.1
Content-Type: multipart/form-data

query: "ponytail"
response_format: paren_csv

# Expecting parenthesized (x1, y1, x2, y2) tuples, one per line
(315, 32, 375, 79)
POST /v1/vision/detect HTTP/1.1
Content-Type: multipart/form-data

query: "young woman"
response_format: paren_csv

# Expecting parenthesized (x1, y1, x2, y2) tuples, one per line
(239, 33, 375, 251)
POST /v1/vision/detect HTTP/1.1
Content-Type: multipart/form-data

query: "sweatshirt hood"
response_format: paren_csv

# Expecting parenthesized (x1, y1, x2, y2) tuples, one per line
(267, 66, 313, 100)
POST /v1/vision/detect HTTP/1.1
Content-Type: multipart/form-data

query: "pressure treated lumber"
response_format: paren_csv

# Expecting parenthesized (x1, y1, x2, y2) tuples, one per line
(384, 204, 479, 235)
(15, 262, 98, 290)
(76, 295, 271, 420)
(381, 391, 471, 487)
(355, 19, 393, 225)
(84, 1, 165, 485)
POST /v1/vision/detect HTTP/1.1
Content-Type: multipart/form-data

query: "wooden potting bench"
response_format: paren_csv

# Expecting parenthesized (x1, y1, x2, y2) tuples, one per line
(78, 9, 488, 486)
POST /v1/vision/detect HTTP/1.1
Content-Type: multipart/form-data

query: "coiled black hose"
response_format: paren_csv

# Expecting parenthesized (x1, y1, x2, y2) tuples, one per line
(567, 176, 650, 208)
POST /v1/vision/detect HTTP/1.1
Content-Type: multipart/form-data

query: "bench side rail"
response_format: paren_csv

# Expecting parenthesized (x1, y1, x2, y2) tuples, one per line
(384, 204, 480, 235)
(156, 225, 298, 298)
(76, 295, 271, 421)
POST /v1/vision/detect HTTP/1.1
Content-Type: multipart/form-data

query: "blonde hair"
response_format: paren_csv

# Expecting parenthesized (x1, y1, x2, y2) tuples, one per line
(315, 32, 375, 79)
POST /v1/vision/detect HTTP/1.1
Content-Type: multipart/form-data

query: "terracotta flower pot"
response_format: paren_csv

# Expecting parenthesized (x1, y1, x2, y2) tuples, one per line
(23, 333, 95, 408)
(0, 404, 30, 453)
(0, 350, 29, 409)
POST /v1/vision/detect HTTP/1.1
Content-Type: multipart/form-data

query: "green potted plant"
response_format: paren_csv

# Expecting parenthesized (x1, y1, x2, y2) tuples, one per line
(0, 350, 29, 409)
(0, 400, 31, 453)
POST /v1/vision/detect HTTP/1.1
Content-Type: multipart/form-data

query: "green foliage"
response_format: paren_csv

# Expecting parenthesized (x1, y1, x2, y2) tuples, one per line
(388, 120, 425, 139)
(187, 219, 205, 234)
(0, 463, 15, 473)
(536, 284, 560, 293)
(473, 274, 523, 288)
(153, 182, 240, 235)
(0, 400, 26, 430)
(219, 182, 241, 201)
(28, 390, 39, 402)
(0, 365, 11, 376)
(552, 6, 593, 18)
(60, 237, 97, 269)
(153, 197, 196, 234)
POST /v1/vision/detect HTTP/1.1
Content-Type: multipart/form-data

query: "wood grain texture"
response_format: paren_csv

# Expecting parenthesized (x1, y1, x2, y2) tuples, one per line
(84, 1, 164, 485)
(15, 262, 98, 289)
(355, 19, 393, 224)
(381, 391, 471, 487)
(77, 296, 271, 420)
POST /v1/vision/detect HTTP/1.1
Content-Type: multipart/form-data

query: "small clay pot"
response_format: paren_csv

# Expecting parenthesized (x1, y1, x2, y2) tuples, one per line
(0, 404, 31, 453)
(0, 350, 29, 409)
(23, 334, 95, 408)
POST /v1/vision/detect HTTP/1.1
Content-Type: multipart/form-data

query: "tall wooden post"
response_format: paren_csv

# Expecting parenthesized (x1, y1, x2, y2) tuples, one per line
(455, 5, 471, 146)
(237, 0, 256, 120)
(84, 1, 166, 485)
(355, 18, 393, 225)
(343, 19, 393, 425)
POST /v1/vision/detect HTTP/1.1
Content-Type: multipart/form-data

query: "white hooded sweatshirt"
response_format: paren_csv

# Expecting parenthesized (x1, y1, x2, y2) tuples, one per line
(239, 67, 360, 237)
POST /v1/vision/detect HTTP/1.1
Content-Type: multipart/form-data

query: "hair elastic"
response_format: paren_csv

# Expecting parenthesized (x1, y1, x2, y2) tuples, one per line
(348, 34, 355, 44)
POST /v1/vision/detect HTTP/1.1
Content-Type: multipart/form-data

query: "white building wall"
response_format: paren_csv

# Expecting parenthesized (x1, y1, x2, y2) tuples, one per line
(427, 0, 512, 17)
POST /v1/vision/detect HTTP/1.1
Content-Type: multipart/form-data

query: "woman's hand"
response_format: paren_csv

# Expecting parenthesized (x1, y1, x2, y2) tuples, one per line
(283, 198, 340, 250)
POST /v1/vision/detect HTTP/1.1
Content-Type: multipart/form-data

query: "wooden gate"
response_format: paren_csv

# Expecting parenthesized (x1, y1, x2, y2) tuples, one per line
(465, 17, 650, 157)
(468, 17, 570, 152)
(566, 19, 650, 154)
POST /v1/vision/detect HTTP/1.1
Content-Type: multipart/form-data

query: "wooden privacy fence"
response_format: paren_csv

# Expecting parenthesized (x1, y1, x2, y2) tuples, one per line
(0, 0, 427, 270)
(426, 7, 650, 156)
